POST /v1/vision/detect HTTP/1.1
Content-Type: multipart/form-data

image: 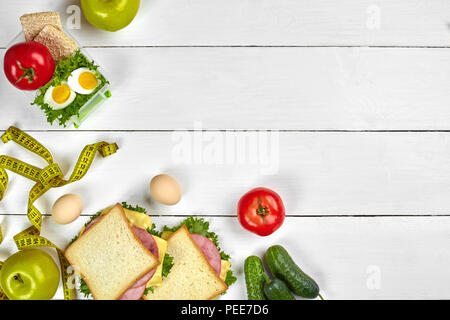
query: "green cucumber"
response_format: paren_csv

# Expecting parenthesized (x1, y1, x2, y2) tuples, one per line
(263, 278, 295, 300)
(266, 245, 321, 299)
(244, 255, 268, 300)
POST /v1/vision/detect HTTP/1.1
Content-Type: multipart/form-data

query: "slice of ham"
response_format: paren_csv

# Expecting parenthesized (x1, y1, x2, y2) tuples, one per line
(118, 228, 159, 299)
(119, 228, 159, 299)
(190, 234, 222, 276)
(82, 217, 159, 300)
(83, 216, 102, 233)
(119, 284, 146, 300)
(132, 227, 159, 260)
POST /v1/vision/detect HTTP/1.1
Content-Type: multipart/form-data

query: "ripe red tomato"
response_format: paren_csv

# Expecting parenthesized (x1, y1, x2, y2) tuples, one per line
(237, 187, 285, 236)
(3, 41, 55, 90)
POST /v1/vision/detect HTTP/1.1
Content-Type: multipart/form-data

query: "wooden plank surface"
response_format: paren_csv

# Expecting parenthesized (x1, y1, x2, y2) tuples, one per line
(1, 0, 449, 301)
(1, 47, 450, 131)
(1, 0, 450, 47)
(1, 215, 449, 300)
(1, 131, 450, 216)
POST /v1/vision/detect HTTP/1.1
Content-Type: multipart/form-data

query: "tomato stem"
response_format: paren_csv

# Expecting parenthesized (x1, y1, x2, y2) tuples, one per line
(256, 197, 269, 224)
(15, 61, 36, 84)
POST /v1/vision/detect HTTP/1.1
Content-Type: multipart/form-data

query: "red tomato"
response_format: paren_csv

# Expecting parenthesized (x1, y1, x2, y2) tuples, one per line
(3, 41, 55, 91)
(237, 187, 285, 236)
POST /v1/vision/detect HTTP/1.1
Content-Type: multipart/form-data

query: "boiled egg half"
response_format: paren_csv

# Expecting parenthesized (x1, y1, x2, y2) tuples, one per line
(44, 82, 76, 110)
(68, 68, 99, 94)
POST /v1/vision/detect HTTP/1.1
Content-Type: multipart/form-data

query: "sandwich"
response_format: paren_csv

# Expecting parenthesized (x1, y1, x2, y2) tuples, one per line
(67, 203, 236, 300)
(65, 204, 160, 300)
(144, 226, 227, 299)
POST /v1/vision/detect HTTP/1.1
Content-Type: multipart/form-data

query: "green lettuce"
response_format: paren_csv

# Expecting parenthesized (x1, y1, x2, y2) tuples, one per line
(161, 217, 231, 261)
(31, 50, 109, 127)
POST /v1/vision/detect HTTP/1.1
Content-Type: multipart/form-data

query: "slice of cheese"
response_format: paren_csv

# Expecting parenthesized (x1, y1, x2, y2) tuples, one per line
(146, 235, 167, 287)
(211, 260, 232, 300)
(161, 231, 173, 240)
(123, 208, 152, 230)
(219, 260, 231, 282)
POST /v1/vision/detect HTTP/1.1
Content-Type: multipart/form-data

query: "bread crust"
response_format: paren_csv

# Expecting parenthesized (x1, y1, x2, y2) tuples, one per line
(65, 203, 159, 300)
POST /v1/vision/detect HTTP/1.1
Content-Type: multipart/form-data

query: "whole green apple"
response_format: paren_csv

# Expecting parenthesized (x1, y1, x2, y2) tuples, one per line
(81, 0, 140, 32)
(0, 249, 60, 300)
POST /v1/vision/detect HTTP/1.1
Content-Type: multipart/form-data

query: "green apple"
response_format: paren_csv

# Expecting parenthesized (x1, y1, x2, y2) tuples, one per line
(81, 0, 140, 32)
(0, 249, 60, 300)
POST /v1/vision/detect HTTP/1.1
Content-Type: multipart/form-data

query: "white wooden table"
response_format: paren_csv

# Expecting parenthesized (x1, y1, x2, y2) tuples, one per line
(1, 0, 450, 300)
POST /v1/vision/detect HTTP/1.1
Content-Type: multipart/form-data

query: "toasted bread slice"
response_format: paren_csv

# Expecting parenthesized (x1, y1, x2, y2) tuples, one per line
(33, 25, 78, 62)
(65, 204, 159, 300)
(20, 11, 63, 41)
(144, 225, 228, 300)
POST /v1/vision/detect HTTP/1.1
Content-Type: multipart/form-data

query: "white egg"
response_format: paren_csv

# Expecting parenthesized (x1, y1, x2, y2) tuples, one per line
(67, 67, 100, 94)
(51, 194, 83, 225)
(150, 174, 182, 205)
(44, 82, 76, 110)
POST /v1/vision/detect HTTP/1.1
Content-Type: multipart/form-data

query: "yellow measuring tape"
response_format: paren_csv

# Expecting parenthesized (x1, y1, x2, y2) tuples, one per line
(0, 126, 118, 300)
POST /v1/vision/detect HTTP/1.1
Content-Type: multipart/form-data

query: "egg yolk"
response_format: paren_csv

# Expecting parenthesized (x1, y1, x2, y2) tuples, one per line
(52, 84, 71, 104)
(79, 72, 98, 90)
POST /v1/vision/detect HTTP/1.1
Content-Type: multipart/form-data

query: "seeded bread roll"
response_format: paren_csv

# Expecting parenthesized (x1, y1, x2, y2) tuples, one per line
(33, 25, 78, 62)
(20, 11, 63, 41)
(65, 204, 159, 300)
(144, 226, 228, 300)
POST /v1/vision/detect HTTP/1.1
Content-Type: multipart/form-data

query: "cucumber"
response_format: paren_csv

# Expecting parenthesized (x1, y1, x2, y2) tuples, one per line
(263, 278, 295, 300)
(244, 255, 268, 300)
(265, 245, 321, 299)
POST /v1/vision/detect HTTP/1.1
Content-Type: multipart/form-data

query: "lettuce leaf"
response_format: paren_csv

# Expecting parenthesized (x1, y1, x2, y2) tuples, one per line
(161, 217, 231, 261)
(31, 50, 109, 127)
(161, 253, 174, 278)
(224, 269, 237, 287)
(146, 223, 162, 237)
(79, 278, 92, 298)
(121, 202, 147, 213)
